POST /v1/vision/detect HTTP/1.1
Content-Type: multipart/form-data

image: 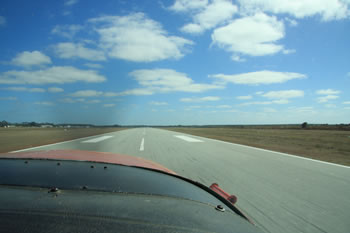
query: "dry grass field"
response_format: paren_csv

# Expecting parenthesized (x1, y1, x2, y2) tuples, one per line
(165, 127, 350, 166)
(0, 127, 125, 153)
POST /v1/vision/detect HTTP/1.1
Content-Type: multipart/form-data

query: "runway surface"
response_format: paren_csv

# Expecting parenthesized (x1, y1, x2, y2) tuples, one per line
(12, 127, 350, 233)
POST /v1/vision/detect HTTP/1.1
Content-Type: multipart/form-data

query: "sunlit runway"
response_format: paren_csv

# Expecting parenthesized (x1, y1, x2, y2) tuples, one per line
(13, 128, 350, 233)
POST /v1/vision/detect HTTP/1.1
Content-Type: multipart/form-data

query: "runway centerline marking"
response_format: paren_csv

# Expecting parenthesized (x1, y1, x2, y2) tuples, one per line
(81, 136, 113, 143)
(140, 137, 145, 151)
(174, 135, 203, 142)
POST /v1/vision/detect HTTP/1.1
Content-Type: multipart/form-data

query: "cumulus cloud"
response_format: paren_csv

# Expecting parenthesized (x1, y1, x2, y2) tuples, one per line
(217, 105, 231, 108)
(103, 103, 115, 107)
(240, 100, 289, 106)
(3, 87, 46, 93)
(53, 42, 106, 61)
(211, 70, 306, 85)
(35, 101, 54, 106)
(169, 0, 208, 12)
(149, 101, 168, 106)
(316, 89, 340, 103)
(126, 68, 223, 94)
(231, 55, 246, 62)
(70, 90, 103, 97)
(88, 13, 193, 62)
(116, 89, 155, 96)
(240, 89, 303, 106)
(236, 95, 252, 100)
(11, 51, 52, 67)
(238, 0, 350, 21)
(48, 87, 64, 93)
(180, 96, 220, 102)
(282, 49, 296, 54)
(60, 97, 85, 103)
(64, 0, 79, 6)
(317, 95, 339, 103)
(86, 99, 101, 104)
(316, 89, 341, 95)
(262, 90, 304, 99)
(179, 0, 238, 34)
(51, 24, 83, 38)
(211, 13, 286, 57)
(285, 18, 298, 27)
(0, 66, 106, 85)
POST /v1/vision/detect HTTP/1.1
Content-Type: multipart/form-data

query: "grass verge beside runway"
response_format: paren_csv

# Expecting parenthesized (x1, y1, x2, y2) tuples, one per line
(0, 127, 126, 153)
(165, 127, 350, 166)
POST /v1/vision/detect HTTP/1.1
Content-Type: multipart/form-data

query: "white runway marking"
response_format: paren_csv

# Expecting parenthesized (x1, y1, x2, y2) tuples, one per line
(174, 135, 203, 142)
(140, 138, 145, 151)
(81, 136, 113, 143)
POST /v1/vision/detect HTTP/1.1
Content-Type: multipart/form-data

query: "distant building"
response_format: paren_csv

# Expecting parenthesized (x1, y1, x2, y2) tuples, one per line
(41, 125, 54, 128)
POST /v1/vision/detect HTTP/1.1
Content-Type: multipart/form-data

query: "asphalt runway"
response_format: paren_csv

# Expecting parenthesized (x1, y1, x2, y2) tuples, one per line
(12, 128, 350, 233)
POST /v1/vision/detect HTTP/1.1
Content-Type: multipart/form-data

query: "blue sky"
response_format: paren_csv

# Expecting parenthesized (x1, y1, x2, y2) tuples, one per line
(0, 0, 349, 125)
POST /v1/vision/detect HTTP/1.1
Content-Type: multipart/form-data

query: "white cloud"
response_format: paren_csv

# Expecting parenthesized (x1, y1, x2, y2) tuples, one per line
(317, 95, 339, 103)
(60, 97, 86, 103)
(48, 87, 64, 93)
(169, 0, 208, 12)
(316, 89, 341, 95)
(64, 0, 78, 6)
(89, 13, 193, 62)
(149, 101, 168, 106)
(84, 63, 103, 69)
(53, 42, 106, 61)
(211, 13, 286, 57)
(86, 99, 101, 104)
(231, 55, 246, 62)
(70, 90, 103, 97)
(0, 66, 106, 84)
(285, 18, 298, 27)
(180, 0, 238, 34)
(0, 16, 6, 26)
(117, 89, 154, 96)
(3, 87, 46, 93)
(262, 90, 304, 99)
(282, 49, 296, 54)
(236, 95, 252, 100)
(0, 96, 17, 101)
(11, 51, 52, 67)
(103, 103, 115, 107)
(180, 96, 220, 102)
(180, 23, 204, 34)
(240, 100, 289, 106)
(343, 101, 350, 104)
(127, 68, 223, 94)
(238, 0, 350, 21)
(35, 101, 54, 106)
(316, 89, 340, 103)
(239, 90, 303, 106)
(211, 70, 306, 85)
(51, 24, 83, 38)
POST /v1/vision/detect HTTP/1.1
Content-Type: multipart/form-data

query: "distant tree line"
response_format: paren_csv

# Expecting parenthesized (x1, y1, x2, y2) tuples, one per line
(0, 120, 122, 128)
